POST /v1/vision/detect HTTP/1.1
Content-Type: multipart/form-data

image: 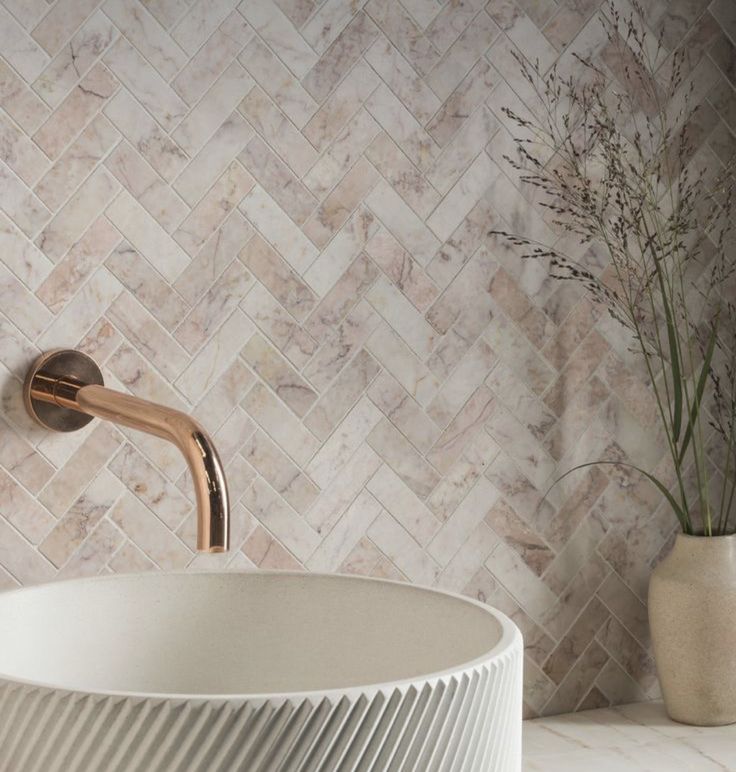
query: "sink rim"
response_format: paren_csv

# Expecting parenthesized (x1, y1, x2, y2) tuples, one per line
(0, 570, 521, 703)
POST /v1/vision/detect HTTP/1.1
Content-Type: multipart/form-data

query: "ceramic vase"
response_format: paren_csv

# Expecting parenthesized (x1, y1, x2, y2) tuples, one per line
(649, 532, 736, 726)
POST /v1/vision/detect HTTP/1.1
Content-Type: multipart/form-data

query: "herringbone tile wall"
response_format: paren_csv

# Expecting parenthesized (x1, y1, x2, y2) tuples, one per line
(0, 0, 733, 716)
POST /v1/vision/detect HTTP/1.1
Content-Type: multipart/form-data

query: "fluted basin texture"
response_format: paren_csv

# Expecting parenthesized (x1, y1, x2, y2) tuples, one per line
(0, 572, 522, 772)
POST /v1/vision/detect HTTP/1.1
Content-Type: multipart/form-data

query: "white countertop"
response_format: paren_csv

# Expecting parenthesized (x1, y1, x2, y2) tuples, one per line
(524, 701, 736, 771)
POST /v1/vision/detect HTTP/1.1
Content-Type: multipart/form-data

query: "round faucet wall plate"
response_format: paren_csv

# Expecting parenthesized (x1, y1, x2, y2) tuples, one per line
(23, 349, 104, 433)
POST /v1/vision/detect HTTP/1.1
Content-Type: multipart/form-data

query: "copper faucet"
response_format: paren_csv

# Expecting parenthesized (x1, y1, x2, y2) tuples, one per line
(23, 349, 229, 552)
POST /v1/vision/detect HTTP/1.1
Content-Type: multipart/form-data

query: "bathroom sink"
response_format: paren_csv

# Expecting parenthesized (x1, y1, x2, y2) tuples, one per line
(0, 572, 522, 772)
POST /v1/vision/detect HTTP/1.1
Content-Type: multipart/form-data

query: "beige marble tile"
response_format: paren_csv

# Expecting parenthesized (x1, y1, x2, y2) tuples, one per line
(36, 115, 119, 212)
(173, 61, 253, 157)
(36, 167, 119, 261)
(103, 0, 188, 81)
(303, 62, 380, 154)
(239, 135, 317, 225)
(305, 348, 380, 439)
(364, 132, 441, 218)
(174, 211, 253, 304)
(239, 86, 317, 177)
(365, 0, 439, 76)
(0, 7, 48, 82)
(302, 11, 378, 101)
(174, 161, 254, 255)
(171, 0, 238, 55)
(239, 282, 318, 368)
(239, 0, 318, 78)
(175, 309, 254, 403)
(304, 300, 381, 391)
(239, 35, 317, 129)
(106, 190, 189, 282)
(33, 12, 117, 108)
(104, 89, 188, 182)
(105, 241, 188, 330)
(33, 63, 118, 160)
(0, 58, 50, 133)
(37, 216, 120, 312)
(303, 206, 377, 295)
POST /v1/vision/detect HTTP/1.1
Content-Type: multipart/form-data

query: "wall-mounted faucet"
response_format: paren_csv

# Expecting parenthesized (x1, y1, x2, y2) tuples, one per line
(23, 349, 229, 553)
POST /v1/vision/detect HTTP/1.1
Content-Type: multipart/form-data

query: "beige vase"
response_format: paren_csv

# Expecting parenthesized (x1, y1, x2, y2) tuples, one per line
(649, 532, 736, 726)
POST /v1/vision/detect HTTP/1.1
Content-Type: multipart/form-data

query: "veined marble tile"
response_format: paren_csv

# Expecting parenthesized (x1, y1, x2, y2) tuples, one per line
(242, 381, 320, 467)
(37, 216, 120, 312)
(303, 300, 381, 391)
(37, 267, 122, 350)
(103, 37, 187, 133)
(106, 190, 190, 282)
(367, 323, 440, 406)
(364, 36, 440, 124)
(173, 12, 252, 105)
(104, 90, 188, 182)
(173, 61, 253, 157)
(0, 211, 53, 291)
(364, 228, 439, 311)
(241, 429, 318, 515)
(239, 35, 318, 129)
(0, 161, 50, 238)
(367, 509, 440, 584)
(239, 0, 318, 78)
(366, 83, 440, 171)
(367, 416, 439, 498)
(173, 161, 254, 255)
(107, 292, 189, 381)
(239, 282, 318, 368)
(36, 167, 119, 262)
(307, 489, 381, 572)
(103, 0, 188, 81)
(0, 466, 54, 544)
(303, 157, 379, 248)
(303, 62, 380, 155)
(0, 261, 53, 339)
(239, 135, 317, 225)
(239, 185, 319, 274)
(242, 332, 318, 417)
(0, 58, 50, 133)
(303, 206, 377, 296)
(36, 114, 119, 212)
(33, 63, 118, 160)
(0, 5, 48, 82)
(365, 0, 440, 76)
(302, 11, 378, 101)
(365, 132, 441, 218)
(307, 396, 382, 487)
(171, 0, 238, 55)
(305, 251, 379, 340)
(106, 241, 188, 330)
(175, 309, 254, 403)
(174, 211, 253, 305)
(242, 477, 320, 562)
(240, 86, 317, 177)
(365, 179, 439, 265)
(0, 109, 49, 186)
(109, 492, 192, 569)
(239, 232, 316, 321)
(109, 442, 191, 530)
(305, 348, 381, 439)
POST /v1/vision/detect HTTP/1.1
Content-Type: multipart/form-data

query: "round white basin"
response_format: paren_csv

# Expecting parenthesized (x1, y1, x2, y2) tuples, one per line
(0, 572, 522, 771)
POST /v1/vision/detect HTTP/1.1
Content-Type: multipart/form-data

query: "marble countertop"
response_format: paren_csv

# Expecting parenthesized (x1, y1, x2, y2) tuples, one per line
(523, 701, 736, 771)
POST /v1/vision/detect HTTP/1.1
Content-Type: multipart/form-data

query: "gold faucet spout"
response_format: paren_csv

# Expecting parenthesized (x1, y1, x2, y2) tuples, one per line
(24, 351, 229, 553)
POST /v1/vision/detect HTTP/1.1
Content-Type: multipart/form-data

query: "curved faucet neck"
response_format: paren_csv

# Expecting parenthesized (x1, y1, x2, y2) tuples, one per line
(29, 374, 229, 553)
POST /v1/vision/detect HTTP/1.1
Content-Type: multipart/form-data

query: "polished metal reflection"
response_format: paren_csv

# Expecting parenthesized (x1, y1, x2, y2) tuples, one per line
(24, 350, 229, 553)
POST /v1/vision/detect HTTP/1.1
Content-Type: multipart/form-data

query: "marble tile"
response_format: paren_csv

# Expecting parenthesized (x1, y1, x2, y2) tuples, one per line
(0, 0, 722, 719)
